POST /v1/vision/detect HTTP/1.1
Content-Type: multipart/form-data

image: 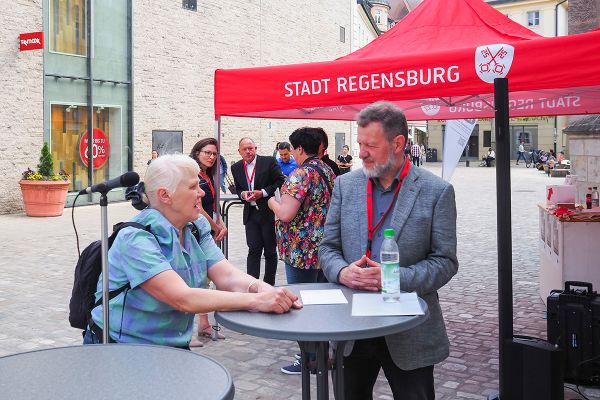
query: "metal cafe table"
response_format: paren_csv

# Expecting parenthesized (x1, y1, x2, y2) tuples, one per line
(0, 344, 234, 400)
(216, 282, 429, 400)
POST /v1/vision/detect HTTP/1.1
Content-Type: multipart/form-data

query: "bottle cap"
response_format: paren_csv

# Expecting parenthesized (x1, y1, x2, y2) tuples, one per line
(384, 228, 395, 237)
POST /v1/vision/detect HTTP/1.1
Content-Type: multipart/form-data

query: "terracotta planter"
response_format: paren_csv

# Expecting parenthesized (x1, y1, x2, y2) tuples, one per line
(19, 180, 70, 217)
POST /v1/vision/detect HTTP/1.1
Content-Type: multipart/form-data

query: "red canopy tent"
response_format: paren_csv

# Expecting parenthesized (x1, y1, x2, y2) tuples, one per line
(214, 1, 600, 397)
(214, 0, 600, 121)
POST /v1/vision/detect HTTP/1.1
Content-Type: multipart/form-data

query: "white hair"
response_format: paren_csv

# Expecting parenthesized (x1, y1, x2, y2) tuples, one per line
(143, 154, 199, 206)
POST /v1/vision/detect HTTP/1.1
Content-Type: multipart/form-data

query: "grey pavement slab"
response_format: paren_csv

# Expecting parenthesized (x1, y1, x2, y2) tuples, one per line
(1, 163, 598, 399)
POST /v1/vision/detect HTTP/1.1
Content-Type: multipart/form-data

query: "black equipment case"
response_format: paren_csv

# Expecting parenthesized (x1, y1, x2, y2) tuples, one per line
(547, 281, 600, 385)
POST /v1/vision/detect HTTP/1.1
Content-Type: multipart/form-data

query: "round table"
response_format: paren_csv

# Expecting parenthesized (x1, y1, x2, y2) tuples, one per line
(216, 282, 429, 400)
(0, 344, 234, 400)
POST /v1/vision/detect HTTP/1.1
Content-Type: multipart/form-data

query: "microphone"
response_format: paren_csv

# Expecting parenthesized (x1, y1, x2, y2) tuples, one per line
(79, 171, 140, 195)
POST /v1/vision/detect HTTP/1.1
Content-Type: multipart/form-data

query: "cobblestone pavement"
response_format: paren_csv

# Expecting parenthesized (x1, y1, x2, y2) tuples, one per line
(1, 163, 598, 399)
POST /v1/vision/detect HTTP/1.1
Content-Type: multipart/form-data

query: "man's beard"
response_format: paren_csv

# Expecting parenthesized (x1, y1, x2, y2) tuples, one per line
(363, 151, 398, 179)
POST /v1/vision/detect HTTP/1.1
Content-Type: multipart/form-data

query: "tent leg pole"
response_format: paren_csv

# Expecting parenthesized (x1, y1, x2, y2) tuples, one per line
(212, 117, 223, 338)
(495, 78, 514, 399)
(214, 117, 222, 214)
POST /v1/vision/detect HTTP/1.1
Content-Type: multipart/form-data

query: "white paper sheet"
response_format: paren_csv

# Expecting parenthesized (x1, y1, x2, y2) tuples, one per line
(300, 289, 348, 305)
(351, 292, 424, 316)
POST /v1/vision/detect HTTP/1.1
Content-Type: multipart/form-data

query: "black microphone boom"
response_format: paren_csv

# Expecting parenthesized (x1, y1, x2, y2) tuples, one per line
(79, 171, 140, 195)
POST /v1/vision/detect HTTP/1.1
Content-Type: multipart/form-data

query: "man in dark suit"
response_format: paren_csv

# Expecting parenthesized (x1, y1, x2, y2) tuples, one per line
(232, 137, 285, 285)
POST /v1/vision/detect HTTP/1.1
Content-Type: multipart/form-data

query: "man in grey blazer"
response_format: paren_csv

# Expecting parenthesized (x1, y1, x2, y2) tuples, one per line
(319, 101, 458, 400)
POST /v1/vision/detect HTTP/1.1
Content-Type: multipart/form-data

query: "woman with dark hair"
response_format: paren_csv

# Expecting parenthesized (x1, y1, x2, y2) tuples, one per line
(268, 127, 336, 374)
(190, 138, 227, 241)
(190, 138, 228, 343)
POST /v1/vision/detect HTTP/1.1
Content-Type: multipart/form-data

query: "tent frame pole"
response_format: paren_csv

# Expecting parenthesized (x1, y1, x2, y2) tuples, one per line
(495, 78, 514, 399)
(214, 117, 222, 221)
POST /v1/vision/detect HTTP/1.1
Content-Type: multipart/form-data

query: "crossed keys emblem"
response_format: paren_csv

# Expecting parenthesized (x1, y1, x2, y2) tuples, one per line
(475, 44, 514, 83)
(479, 46, 509, 74)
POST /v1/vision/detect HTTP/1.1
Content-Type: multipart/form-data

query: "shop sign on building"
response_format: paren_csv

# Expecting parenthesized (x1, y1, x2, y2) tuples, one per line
(19, 32, 44, 51)
(79, 128, 110, 169)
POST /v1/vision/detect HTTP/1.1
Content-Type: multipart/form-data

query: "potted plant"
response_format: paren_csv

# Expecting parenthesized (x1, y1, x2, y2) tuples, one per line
(19, 142, 70, 217)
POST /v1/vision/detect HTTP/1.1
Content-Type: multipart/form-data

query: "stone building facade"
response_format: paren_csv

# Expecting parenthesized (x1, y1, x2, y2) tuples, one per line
(1, 0, 353, 214)
(564, 116, 600, 201)
(132, 0, 352, 182)
(427, 116, 563, 163)
(367, 0, 392, 32)
(566, 0, 600, 197)
(568, 0, 600, 34)
(1, 0, 44, 214)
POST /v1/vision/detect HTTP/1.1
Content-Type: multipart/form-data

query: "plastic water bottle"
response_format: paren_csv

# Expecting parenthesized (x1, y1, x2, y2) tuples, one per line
(592, 187, 599, 208)
(380, 228, 400, 302)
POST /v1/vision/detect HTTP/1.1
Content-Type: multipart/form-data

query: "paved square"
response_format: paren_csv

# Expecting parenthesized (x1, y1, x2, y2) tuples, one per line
(1, 164, 598, 399)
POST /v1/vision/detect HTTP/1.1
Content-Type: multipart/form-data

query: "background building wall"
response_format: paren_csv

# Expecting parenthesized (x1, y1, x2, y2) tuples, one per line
(353, 3, 379, 52)
(0, 0, 44, 214)
(0, 0, 354, 214)
(568, 132, 600, 202)
(568, 0, 600, 34)
(493, 0, 568, 37)
(132, 0, 353, 176)
(567, 0, 600, 198)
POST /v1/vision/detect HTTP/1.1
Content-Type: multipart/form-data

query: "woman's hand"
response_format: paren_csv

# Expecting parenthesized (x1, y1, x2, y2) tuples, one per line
(252, 287, 303, 313)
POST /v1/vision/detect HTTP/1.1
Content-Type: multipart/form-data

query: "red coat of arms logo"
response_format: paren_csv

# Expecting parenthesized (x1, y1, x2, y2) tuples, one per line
(475, 44, 515, 84)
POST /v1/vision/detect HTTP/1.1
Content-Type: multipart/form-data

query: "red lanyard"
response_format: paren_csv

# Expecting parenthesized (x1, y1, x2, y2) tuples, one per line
(243, 160, 256, 190)
(199, 172, 216, 212)
(366, 161, 410, 258)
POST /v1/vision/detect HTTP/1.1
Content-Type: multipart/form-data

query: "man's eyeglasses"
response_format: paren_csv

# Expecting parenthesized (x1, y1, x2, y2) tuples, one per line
(200, 150, 218, 158)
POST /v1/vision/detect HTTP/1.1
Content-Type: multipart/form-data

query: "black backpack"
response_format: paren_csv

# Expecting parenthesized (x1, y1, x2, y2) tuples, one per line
(68, 222, 151, 330)
(68, 221, 201, 330)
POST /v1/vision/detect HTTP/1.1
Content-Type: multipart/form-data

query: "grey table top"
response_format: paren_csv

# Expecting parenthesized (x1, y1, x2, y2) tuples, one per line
(0, 344, 234, 400)
(216, 283, 429, 342)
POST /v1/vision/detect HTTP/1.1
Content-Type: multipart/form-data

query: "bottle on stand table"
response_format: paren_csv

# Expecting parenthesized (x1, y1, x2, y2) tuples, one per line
(592, 186, 599, 208)
(380, 228, 400, 303)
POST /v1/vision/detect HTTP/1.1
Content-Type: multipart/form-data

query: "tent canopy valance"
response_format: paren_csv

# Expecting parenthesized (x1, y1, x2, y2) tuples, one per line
(214, 0, 600, 121)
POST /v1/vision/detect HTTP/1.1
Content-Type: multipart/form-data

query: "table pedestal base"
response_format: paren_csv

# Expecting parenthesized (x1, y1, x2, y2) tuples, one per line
(298, 341, 347, 400)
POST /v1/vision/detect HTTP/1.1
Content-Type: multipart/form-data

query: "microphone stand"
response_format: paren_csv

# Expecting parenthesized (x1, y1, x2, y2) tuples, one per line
(99, 192, 110, 344)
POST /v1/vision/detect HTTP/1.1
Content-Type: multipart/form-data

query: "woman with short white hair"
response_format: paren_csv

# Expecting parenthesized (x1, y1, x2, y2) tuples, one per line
(84, 154, 301, 348)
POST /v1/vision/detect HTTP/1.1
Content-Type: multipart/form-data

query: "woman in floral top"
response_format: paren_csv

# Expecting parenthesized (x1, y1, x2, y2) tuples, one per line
(268, 127, 336, 374)
(268, 127, 336, 283)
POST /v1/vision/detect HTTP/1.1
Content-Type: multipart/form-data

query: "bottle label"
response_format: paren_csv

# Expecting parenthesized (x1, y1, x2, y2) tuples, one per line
(381, 261, 400, 294)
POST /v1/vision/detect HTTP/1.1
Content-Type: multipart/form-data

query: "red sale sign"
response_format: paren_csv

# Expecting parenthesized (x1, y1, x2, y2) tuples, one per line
(19, 32, 44, 51)
(79, 128, 110, 169)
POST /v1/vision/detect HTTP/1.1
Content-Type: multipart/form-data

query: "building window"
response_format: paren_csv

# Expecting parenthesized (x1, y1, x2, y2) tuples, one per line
(49, 0, 87, 56)
(182, 0, 197, 11)
(510, 125, 538, 155)
(340, 26, 345, 43)
(527, 11, 540, 27)
(483, 130, 492, 148)
(375, 10, 382, 24)
(50, 104, 122, 191)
